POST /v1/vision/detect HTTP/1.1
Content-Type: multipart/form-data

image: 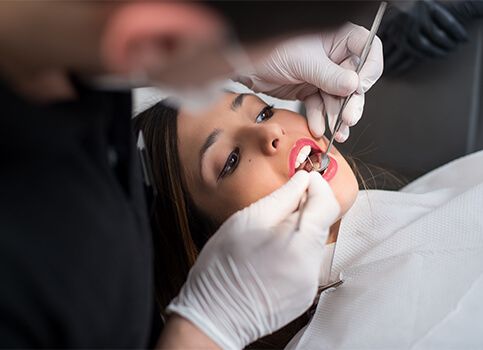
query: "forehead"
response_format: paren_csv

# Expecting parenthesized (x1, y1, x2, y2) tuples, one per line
(177, 93, 234, 163)
(176, 93, 235, 187)
(177, 92, 265, 153)
(178, 92, 236, 137)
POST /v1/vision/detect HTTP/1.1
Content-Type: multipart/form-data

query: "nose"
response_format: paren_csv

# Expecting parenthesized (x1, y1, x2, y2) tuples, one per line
(255, 123, 285, 156)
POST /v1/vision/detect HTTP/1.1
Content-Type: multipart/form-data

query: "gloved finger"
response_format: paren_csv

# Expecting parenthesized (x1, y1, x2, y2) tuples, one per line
(418, 6, 458, 51)
(357, 35, 383, 93)
(451, 1, 483, 21)
(340, 54, 358, 72)
(321, 92, 341, 133)
(334, 124, 350, 143)
(276, 211, 299, 237)
(313, 55, 359, 97)
(238, 170, 310, 230)
(342, 92, 364, 127)
(323, 91, 354, 143)
(344, 25, 383, 94)
(449, 1, 483, 22)
(305, 93, 326, 138)
(422, 20, 457, 51)
(400, 32, 428, 60)
(298, 172, 340, 238)
(408, 32, 448, 57)
(431, 1, 468, 42)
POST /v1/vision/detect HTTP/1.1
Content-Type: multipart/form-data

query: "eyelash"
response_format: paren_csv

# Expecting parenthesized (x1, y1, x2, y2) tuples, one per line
(218, 147, 240, 180)
(255, 105, 274, 123)
(218, 105, 275, 180)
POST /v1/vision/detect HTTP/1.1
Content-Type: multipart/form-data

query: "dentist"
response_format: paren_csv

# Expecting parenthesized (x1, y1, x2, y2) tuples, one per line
(0, 2, 382, 349)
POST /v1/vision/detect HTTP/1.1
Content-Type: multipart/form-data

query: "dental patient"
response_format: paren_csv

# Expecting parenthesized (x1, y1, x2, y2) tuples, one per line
(133, 92, 483, 349)
(133, 92, 360, 348)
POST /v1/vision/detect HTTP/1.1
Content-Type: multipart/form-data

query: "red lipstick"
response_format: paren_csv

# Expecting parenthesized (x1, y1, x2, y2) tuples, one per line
(322, 156, 337, 182)
(288, 138, 321, 177)
(288, 138, 338, 182)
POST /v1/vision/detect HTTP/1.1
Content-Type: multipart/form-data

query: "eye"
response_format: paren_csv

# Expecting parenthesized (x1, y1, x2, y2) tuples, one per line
(218, 147, 240, 180)
(255, 105, 274, 123)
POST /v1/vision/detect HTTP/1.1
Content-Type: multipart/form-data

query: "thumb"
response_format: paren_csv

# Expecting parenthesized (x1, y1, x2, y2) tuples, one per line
(299, 172, 340, 237)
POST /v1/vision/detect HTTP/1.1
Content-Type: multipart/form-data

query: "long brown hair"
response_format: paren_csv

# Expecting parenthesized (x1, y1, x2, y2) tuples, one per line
(132, 101, 217, 311)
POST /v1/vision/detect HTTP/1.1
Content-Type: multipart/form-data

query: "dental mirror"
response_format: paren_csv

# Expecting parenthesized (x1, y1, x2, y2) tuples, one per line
(316, 1, 387, 174)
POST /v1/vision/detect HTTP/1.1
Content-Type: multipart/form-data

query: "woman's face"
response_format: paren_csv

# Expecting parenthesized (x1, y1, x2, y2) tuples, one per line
(177, 93, 358, 223)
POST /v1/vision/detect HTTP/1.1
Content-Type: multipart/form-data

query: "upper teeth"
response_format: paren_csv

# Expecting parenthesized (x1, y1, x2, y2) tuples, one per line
(295, 145, 311, 169)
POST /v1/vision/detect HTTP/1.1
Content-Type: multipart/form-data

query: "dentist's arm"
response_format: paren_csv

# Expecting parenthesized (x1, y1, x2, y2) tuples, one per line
(159, 171, 339, 349)
(238, 23, 384, 142)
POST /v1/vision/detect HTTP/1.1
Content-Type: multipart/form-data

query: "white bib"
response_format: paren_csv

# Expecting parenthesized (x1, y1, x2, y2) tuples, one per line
(288, 150, 483, 349)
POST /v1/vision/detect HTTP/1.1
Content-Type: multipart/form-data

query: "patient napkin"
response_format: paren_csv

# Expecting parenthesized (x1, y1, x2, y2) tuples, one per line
(287, 150, 483, 349)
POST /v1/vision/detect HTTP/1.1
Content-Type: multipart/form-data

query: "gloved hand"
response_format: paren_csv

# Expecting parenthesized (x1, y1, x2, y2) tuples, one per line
(237, 22, 383, 143)
(167, 171, 340, 349)
(380, 0, 468, 74)
(445, 1, 483, 22)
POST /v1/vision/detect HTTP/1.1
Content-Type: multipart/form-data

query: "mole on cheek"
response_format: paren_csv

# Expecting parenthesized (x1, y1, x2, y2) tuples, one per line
(248, 159, 252, 162)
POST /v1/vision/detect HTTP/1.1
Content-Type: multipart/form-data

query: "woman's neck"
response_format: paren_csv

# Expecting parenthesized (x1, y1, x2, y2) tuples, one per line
(327, 220, 341, 244)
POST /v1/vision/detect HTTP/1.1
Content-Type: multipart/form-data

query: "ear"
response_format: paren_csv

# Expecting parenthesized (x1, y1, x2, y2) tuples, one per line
(100, 2, 226, 76)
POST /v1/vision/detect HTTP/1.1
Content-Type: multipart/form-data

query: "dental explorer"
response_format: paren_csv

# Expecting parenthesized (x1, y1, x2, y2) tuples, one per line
(295, 3, 387, 293)
(317, 1, 387, 173)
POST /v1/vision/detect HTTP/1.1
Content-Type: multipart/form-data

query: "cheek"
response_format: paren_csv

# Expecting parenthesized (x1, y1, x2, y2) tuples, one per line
(278, 111, 310, 133)
(216, 161, 286, 221)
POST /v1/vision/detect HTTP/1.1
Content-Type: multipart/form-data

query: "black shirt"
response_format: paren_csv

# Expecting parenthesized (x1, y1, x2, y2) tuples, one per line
(0, 79, 157, 347)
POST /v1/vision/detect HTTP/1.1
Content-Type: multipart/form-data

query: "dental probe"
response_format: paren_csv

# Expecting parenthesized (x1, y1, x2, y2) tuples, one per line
(296, 187, 345, 293)
(317, 1, 387, 173)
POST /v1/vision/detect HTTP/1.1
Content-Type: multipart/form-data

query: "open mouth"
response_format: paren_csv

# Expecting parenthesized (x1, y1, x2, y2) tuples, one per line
(289, 139, 322, 176)
(295, 147, 325, 173)
(289, 138, 338, 181)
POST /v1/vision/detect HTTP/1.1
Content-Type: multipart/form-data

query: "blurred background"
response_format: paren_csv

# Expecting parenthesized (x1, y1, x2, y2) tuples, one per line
(135, 0, 483, 189)
(339, 0, 483, 188)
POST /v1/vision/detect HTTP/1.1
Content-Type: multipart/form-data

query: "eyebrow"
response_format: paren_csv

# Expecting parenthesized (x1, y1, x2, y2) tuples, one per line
(199, 128, 223, 177)
(231, 93, 247, 111)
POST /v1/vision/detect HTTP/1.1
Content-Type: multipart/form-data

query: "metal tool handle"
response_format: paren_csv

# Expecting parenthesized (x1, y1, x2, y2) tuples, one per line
(325, 1, 387, 155)
(319, 279, 344, 293)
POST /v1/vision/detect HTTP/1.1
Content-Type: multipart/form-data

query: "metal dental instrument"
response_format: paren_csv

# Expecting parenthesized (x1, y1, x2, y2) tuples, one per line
(296, 190, 345, 292)
(295, 3, 387, 293)
(319, 278, 344, 293)
(317, 1, 387, 173)
(295, 184, 345, 291)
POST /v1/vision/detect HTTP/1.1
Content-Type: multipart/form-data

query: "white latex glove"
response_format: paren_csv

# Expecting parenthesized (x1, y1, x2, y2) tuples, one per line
(167, 171, 340, 349)
(238, 22, 383, 142)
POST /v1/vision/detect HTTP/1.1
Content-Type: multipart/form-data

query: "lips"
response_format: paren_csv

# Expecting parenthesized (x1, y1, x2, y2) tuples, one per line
(288, 138, 338, 181)
(288, 138, 321, 177)
(321, 155, 337, 182)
